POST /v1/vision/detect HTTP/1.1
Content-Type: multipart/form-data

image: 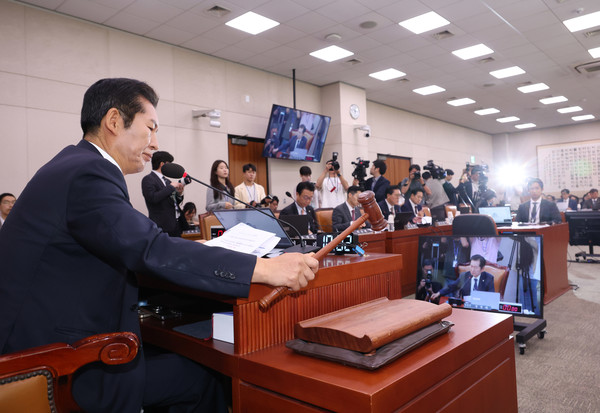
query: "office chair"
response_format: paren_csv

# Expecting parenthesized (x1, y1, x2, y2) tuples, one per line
(452, 213, 498, 236)
(0, 332, 139, 413)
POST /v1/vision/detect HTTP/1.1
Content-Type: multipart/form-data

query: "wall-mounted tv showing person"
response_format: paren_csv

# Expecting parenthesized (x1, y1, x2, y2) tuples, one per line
(415, 234, 543, 319)
(262, 104, 331, 162)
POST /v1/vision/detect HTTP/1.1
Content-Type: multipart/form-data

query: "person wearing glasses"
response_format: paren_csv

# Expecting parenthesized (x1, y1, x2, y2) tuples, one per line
(0, 193, 16, 229)
(279, 181, 319, 234)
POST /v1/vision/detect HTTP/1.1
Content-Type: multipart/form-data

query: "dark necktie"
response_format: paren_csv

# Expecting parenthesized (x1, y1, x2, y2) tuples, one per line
(414, 205, 418, 215)
(351, 208, 356, 221)
(530, 202, 537, 223)
(163, 176, 171, 186)
(473, 278, 478, 291)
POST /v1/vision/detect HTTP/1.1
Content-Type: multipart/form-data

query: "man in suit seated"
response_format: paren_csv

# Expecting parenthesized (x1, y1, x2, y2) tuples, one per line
(515, 178, 562, 224)
(331, 185, 370, 231)
(378, 185, 402, 221)
(582, 188, 600, 210)
(431, 254, 494, 300)
(279, 181, 319, 234)
(558, 188, 578, 210)
(401, 187, 426, 222)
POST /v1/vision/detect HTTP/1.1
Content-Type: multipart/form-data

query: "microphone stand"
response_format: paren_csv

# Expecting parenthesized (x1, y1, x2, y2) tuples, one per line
(162, 164, 318, 254)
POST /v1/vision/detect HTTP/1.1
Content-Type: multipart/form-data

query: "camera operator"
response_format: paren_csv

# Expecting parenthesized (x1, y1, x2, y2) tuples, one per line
(316, 154, 349, 208)
(356, 159, 390, 203)
(443, 169, 459, 205)
(399, 164, 431, 200)
(422, 161, 450, 209)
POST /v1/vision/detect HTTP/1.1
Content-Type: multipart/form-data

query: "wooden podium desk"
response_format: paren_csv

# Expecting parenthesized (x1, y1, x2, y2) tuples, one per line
(498, 223, 570, 304)
(385, 225, 453, 296)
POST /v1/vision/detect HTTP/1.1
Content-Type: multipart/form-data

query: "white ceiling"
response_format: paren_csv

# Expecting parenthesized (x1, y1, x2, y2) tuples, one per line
(17, 0, 600, 135)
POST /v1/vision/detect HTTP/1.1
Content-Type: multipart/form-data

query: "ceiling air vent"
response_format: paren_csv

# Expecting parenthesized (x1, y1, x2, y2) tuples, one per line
(478, 57, 495, 64)
(345, 58, 363, 65)
(575, 60, 600, 74)
(206, 5, 231, 18)
(584, 29, 600, 38)
(433, 30, 454, 40)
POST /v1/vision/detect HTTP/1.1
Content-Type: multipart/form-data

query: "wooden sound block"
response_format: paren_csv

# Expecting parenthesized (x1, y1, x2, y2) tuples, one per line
(294, 297, 452, 353)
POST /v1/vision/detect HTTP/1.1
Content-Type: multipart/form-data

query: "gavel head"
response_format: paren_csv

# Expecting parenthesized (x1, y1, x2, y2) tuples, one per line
(358, 190, 388, 231)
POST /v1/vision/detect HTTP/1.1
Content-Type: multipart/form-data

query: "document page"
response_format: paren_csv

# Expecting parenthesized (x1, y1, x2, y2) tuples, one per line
(204, 222, 280, 256)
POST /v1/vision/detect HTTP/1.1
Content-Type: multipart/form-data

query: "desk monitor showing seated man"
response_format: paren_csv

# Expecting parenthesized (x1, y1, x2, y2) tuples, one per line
(416, 235, 543, 318)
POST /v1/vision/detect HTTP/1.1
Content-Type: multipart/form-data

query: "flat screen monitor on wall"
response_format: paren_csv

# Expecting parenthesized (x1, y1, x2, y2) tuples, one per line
(415, 234, 544, 319)
(262, 104, 331, 162)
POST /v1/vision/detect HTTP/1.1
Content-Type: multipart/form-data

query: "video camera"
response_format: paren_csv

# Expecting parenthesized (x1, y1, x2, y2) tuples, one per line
(423, 160, 446, 180)
(467, 162, 490, 192)
(328, 152, 340, 171)
(351, 158, 370, 190)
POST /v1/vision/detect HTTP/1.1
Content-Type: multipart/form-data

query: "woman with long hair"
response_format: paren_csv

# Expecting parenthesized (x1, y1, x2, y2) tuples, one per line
(206, 160, 235, 212)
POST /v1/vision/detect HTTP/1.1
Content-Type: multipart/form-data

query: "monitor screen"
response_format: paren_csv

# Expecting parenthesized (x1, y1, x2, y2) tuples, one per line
(262, 104, 331, 162)
(415, 234, 544, 318)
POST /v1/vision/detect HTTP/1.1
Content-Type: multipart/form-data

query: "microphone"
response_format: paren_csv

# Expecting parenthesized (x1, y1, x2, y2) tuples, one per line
(285, 191, 293, 199)
(162, 163, 318, 254)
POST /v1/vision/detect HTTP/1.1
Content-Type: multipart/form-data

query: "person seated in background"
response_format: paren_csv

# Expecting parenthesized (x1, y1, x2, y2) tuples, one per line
(279, 181, 319, 234)
(515, 178, 562, 224)
(378, 185, 402, 221)
(400, 188, 425, 224)
(268, 196, 279, 214)
(178, 202, 198, 232)
(582, 188, 600, 210)
(331, 186, 369, 231)
(431, 255, 494, 301)
(580, 191, 590, 209)
(558, 188, 578, 210)
(477, 189, 497, 209)
(206, 159, 235, 212)
(234, 163, 266, 209)
(569, 194, 580, 209)
(545, 194, 555, 202)
(0, 193, 16, 229)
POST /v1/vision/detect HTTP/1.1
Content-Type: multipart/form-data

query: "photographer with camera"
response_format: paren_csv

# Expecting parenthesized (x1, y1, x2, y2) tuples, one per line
(399, 164, 431, 200)
(422, 161, 450, 209)
(316, 153, 349, 208)
(356, 159, 390, 203)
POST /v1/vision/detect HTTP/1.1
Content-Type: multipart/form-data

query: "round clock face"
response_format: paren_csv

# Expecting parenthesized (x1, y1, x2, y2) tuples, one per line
(349, 104, 360, 119)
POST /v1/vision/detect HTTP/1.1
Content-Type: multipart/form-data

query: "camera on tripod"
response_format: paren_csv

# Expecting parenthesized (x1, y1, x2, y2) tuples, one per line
(423, 160, 446, 180)
(351, 158, 370, 189)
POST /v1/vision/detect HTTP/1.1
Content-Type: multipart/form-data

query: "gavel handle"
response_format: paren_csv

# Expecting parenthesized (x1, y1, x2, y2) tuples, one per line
(258, 214, 370, 311)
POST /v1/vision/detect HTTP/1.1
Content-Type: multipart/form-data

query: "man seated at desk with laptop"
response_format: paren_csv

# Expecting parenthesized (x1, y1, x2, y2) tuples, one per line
(515, 178, 562, 225)
(331, 185, 370, 232)
(279, 181, 319, 234)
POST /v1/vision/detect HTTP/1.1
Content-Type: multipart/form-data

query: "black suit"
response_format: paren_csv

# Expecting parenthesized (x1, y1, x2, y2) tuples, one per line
(0, 140, 255, 412)
(438, 271, 495, 298)
(279, 202, 318, 233)
(142, 171, 183, 236)
(331, 202, 370, 231)
(515, 198, 562, 224)
(378, 200, 401, 221)
(400, 200, 422, 217)
(583, 198, 600, 210)
(443, 180, 458, 205)
(364, 175, 390, 203)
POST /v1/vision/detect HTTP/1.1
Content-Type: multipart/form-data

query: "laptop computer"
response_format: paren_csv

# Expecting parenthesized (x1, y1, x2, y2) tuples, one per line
(394, 212, 416, 230)
(478, 206, 513, 227)
(212, 208, 294, 249)
(278, 214, 310, 236)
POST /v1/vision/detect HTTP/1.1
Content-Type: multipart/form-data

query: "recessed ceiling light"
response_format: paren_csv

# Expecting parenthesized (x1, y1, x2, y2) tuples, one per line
(518, 83, 549, 93)
(539, 96, 568, 104)
(369, 68, 406, 81)
(572, 114, 595, 121)
(447, 98, 475, 106)
(515, 123, 536, 129)
(452, 44, 493, 60)
(589, 47, 600, 58)
(489, 66, 526, 79)
(557, 106, 583, 113)
(398, 11, 450, 34)
(413, 85, 445, 95)
(309, 45, 354, 62)
(474, 108, 500, 115)
(497, 116, 520, 123)
(225, 11, 279, 35)
(563, 10, 600, 33)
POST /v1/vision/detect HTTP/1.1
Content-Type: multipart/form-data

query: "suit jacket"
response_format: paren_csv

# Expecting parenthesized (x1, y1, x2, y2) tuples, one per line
(378, 200, 402, 221)
(279, 202, 318, 233)
(0, 140, 256, 412)
(400, 200, 422, 217)
(141, 171, 183, 237)
(516, 198, 562, 224)
(331, 202, 370, 232)
(443, 181, 458, 205)
(582, 198, 600, 210)
(364, 176, 390, 203)
(233, 182, 266, 209)
(438, 271, 495, 298)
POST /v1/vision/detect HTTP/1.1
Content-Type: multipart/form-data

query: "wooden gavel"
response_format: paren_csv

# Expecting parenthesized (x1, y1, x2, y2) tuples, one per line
(258, 191, 387, 311)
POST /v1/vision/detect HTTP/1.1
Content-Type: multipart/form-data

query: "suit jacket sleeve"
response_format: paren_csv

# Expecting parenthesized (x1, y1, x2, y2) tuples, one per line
(141, 173, 175, 205)
(541, 199, 562, 223)
(515, 202, 529, 223)
(332, 204, 350, 231)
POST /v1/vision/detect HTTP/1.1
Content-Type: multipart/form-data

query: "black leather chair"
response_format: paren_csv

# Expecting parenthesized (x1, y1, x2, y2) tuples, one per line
(452, 213, 498, 236)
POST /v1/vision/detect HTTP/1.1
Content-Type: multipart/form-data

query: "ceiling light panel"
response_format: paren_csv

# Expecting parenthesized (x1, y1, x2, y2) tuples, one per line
(398, 11, 450, 35)
(369, 68, 406, 81)
(474, 108, 500, 115)
(589, 47, 600, 58)
(539, 96, 568, 104)
(309, 45, 354, 62)
(447, 98, 475, 106)
(497, 116, 520, 123)
(572, 114, 595, 121)
(518, 83, 549, 93)
(489, 66, 525, 79)
(563, 10, 600, 33)
(515, 123, 536, 129)
(557, 106, 583, 113)
(413, 85, 446, 95)
(225, 12, 279, 35)
(452, 44, 493, 60)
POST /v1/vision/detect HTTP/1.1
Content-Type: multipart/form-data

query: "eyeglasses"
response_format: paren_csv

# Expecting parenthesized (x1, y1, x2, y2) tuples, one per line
(301, 194, 313, 202)
(1, 200, 16, 205)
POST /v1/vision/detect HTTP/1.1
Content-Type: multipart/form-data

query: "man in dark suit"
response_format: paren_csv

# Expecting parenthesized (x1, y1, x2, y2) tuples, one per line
(0, 78, 318, 413)
(279, 181, 319, 233)
(142, 151, 184, 237)
(431, 255, 495, 300)
(401, 188, 424, 216)
(443, 169, 458, 205)
(362, 159, 390, 203)
(582, 188, 600, 210)
(558, 188, 578, 211)
(378, 185, 402, 221)
(515, 178, 562, 224)
(331, 185, 370, 231)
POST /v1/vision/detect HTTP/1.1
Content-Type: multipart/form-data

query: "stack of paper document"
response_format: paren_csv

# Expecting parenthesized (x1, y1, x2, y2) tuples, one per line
(204, 222, 280, 257)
